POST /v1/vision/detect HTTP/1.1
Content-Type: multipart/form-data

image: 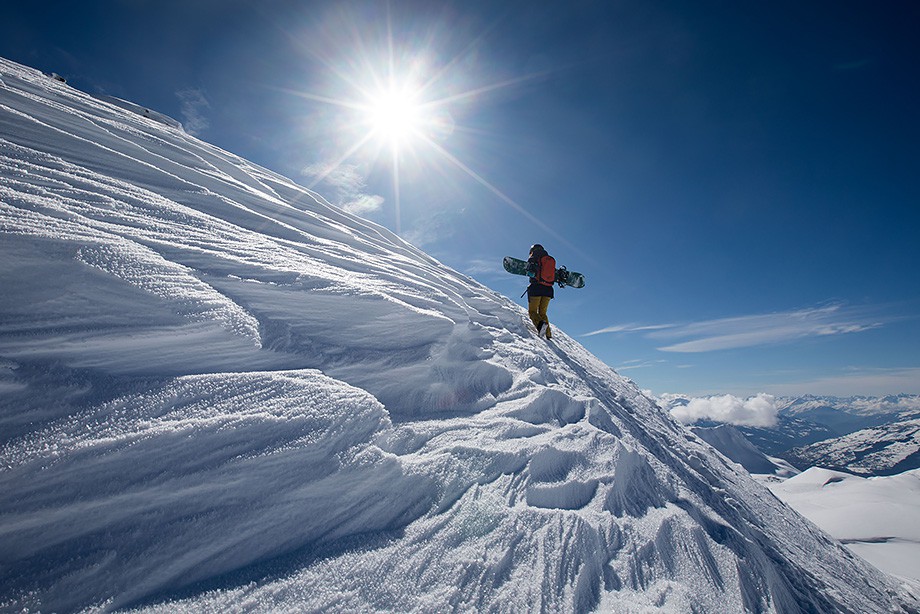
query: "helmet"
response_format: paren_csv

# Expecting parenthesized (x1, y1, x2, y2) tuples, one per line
(530, 243, 545, 255)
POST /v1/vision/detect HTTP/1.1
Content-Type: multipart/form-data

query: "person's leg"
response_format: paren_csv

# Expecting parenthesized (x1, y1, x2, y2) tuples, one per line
(528, 296, 543, 330)
(538, 297, 552, 338)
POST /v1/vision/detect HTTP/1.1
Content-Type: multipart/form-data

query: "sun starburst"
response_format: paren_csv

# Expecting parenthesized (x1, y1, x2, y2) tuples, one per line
(285, 6, 573, 247)
(363, 85, 424, 147)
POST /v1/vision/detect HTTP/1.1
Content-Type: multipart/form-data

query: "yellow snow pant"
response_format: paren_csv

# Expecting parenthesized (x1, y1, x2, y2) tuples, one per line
(528, 296, 552, 339)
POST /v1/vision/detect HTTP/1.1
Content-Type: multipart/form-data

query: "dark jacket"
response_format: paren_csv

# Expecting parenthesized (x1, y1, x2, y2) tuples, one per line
(527, 250, 555, 299)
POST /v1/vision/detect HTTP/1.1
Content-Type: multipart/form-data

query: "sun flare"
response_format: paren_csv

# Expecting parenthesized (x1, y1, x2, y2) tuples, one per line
(365, 87, 424, 147)
(291, 8, 568, 245)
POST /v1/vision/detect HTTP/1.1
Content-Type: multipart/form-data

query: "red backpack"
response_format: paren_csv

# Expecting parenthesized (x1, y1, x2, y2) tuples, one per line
(536, 254, 556, 286)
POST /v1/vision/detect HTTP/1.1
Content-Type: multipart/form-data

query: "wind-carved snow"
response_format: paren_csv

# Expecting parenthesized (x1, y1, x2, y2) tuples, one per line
(1, 371, 432, 610)
(1, 56, 917, 613)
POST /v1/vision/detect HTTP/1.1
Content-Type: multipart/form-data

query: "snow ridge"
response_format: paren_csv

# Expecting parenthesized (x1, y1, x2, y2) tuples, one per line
(1, 57, 917, 613)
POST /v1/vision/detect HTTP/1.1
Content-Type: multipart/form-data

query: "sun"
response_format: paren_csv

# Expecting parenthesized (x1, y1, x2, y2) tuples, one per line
(365, 86, 425, 148)
(289, 8, 571, 247)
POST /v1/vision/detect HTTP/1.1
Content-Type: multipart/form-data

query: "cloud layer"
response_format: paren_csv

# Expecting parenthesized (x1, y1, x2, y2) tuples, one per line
(668, 393, 778, 427)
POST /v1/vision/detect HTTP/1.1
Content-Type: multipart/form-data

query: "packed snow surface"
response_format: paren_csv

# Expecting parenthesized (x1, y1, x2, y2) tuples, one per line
(769, 468, 920, 586)
(1, 57, 917, 613)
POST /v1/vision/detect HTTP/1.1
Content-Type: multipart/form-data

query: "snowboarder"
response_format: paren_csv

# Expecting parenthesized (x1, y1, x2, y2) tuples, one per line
(526, 244, 555, 339)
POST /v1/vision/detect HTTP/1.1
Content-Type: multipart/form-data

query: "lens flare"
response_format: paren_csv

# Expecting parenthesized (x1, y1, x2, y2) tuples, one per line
(284, 6, 578, 252)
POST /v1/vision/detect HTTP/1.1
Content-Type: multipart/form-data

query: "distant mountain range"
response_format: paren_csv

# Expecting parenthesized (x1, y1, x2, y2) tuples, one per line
(742, 395, 920, 454)
(782, 418, 920, 477)
(661, 394, 920, 477)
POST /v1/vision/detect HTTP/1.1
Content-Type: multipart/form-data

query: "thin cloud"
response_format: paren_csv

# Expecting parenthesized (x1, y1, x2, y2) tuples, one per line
(583, 323, 674, 337)
(463, 258, 502, 277)
(586, 303, 887, 353)
(834, 59, 871, 72)
(301, 163, 384, 216)
(176, 88, 209, 135)
(402, 209, 464, 248)
(342, 194, 384, 215)
(616, 359, 666, 371)
(303, 162, 364, 194)
(655, 304, 883, 353)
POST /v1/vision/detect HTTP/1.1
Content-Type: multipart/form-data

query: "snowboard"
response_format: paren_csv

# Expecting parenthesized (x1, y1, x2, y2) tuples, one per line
(503, 256, 585, 289)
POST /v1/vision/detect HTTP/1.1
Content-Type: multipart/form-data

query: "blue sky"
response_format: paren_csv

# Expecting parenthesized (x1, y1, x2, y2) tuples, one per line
(4, 0, 919, 397)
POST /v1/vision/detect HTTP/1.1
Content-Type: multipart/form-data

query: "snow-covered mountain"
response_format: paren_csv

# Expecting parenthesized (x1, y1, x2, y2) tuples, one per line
(736, 415, 837, 457)
(780, 394, 920, 417)
(690, 425, 794, 477)
(777, 395, 920, 435)
(783, 418, 920, 477)
(1, 57, 917, 613)
(768, 468, 920, 586)
(659, 393, 920, 461)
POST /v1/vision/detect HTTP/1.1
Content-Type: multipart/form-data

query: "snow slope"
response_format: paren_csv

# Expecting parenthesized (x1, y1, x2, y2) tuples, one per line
(690, 425, 794, 477)
(769, 468, 920, 587)
(1, 57, 917, 613)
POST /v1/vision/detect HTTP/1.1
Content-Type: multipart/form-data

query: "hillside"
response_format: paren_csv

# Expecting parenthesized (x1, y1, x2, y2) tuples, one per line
(690, 424, 792, 476)
(1, 57, 917, 613)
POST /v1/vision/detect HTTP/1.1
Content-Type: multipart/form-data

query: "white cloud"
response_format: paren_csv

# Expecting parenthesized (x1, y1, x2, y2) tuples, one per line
(657, 304, 882, 352)
(342, 194, 384, 215)
(176, 88, 209, 135)
(463, 258, 502, 277)
(301, 163, 384, 216)
(402, 209, 466, 248)
(583, 323, 674, 337)
(664, 305, 882, 352)
(616, 359, 667, 371)
(586, 303, 886, 352)
(669, 393, 778, 427)
(302, 163, 363, 194)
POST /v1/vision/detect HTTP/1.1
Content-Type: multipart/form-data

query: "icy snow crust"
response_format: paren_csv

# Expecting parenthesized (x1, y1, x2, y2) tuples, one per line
(0, 57, 915, 613)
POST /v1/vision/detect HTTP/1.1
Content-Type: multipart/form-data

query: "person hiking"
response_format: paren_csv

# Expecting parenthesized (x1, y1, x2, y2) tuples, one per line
(526, 244, 555, 339)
